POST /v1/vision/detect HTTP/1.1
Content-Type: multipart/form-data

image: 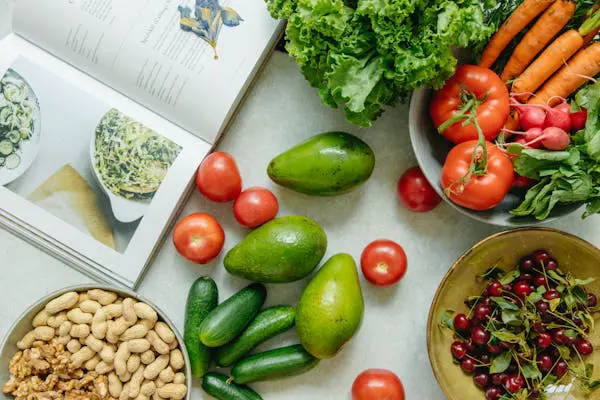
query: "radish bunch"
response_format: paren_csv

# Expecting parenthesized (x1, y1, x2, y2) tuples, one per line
(507, 98, 587, 151)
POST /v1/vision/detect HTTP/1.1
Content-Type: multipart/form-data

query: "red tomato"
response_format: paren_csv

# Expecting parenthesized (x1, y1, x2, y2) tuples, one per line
(441, 141, 514, 211)
(397, 166, 441, 212)
(430, 65, 510, 144)
(361, 240, 407, 287)
(196, 152, 242, 202)
(233, 187, 279, 228)
(352, 369, 405, 400)
(173, 213, 225, 264)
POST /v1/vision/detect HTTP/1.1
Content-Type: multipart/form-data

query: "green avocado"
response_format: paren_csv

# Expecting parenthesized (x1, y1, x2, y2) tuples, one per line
(296, 253, 364, 359)
(224, 216, 327, 283)
(267, 132, 375, 196)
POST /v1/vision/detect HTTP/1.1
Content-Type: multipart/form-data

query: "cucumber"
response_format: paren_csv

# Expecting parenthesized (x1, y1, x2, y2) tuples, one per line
(4, 153, 20, 169)
(199, 283, 266, 347)
(184, 276, 218, 377)
(215, 305, 295, 367)
(231, 344, 319, 384)
(202, 372, 263, 400)
(0, 140, 13, 156)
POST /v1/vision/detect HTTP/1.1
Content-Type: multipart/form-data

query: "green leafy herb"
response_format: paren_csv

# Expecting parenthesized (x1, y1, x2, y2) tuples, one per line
(491, 297, 520, 311)
(490, 351, 512, 374)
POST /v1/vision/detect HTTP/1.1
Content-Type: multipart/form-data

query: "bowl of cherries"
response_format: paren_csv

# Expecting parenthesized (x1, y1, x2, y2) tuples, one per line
(427, 228, 600, 400)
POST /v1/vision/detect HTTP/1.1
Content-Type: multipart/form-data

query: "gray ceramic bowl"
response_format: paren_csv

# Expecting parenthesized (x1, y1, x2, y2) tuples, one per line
(408, 87, 581, 227)
(0, 284, 191, 400)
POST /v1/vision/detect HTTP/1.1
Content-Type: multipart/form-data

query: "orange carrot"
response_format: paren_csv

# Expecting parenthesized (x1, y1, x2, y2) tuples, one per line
(501, 0, 576, 81)
(529, 43, 600, 106)
(583, 26, 600, 45)
(479, 0, 555, 68)
(511, 29, 584, 101)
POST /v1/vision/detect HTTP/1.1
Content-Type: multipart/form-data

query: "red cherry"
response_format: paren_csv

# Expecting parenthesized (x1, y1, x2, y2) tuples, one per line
(538, 354, 553, 372)
(471, 326, 490, 346)
(488, 281, 503, 296)
(534, 274, 547, 287)
(518, 273, 533, 282)
(454, 314, 470, 331)
(537, 333, 552, 349)
(552, 329, 568, 345)
(577, 339, 594, 356)
(555, 361, 568, 377)
(536, 300, 549, 313)
(487, 343, 504, 355)
(461, 358, 476, 374)
(474, 373, 490, 388)
(491, 373, 508, 386)
(544, 289, 560, 301)
(451, 341, 467, 360)
(505, 375, 525, 393)
(485, 386, 503, 400)
(534, 250, 550, 266)
(520, 256, 535, 271)
(474, 304, 492, 321)
(588, 293, 598, 308)
(546, 259, 558, 270)
(513, 281, 533, 298)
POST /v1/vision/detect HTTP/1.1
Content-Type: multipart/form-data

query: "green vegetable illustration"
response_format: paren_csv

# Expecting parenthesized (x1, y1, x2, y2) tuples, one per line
(178, 0, 243, 59)
(93, 108, 182, 201)
(0, 69, 37, 171)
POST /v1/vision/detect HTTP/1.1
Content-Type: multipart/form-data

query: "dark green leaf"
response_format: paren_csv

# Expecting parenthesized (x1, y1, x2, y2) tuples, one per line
(527, 292, 543, 304)
(555, 345, 571, 360)
(501, 309, 522, 326)
(548, 270, 567, 285)
(522, 362, 542, 380)
(440, 309, 454, 330)
(490, 351, 512, 374)
(480, 266, 504, 280)
(499, 269, 521, 286)
(491, 297, 520, 311)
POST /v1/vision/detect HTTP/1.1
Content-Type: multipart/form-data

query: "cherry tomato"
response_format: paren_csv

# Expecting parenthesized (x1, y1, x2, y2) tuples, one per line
(233, 187, 279, 228)
(397, 166, 441, 212)
(196, 152, 242, 202)
(352, 369, 405, 400)
(361, 240, 407, 287)
(173, 213, 225, 264)
(441, 141, 514, 211)
(430, 65, 510, 144)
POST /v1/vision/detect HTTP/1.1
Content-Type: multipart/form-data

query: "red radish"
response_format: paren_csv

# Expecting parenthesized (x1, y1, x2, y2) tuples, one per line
(544, 106, 571, 132)
(506, 127, 542, 149)
(511, 100, 547, 130)
(571, 107, 587, 131)
(554, 101, 571, 115)
(513, 175, 535, 189)
(541, 127, 570, 150)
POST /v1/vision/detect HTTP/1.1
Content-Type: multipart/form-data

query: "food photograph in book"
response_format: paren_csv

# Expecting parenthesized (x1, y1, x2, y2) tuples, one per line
(0, 56, 182, 254)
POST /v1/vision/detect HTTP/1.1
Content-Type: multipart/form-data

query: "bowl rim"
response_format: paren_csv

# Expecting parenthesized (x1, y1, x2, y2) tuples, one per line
(426, 227, 600, 399)
(0, 284, 191, 400)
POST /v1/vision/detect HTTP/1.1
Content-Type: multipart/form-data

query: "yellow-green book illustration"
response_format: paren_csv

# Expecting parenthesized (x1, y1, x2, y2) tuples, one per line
(178, 0, 243, 59)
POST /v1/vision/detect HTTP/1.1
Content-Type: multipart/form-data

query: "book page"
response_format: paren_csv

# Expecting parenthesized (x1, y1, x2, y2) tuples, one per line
(13, 0, 282, 143)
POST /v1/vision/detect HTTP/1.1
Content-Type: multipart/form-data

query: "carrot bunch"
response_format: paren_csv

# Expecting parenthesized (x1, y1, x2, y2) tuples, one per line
(479, 0, 600, 105)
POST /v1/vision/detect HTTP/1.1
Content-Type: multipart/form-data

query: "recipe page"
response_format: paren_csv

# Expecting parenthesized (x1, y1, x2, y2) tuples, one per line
(12, 0, 282, 143)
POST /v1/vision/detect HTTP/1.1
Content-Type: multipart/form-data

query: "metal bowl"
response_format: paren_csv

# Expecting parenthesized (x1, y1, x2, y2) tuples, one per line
(408, 87, 581, 226)
(427, 228, 600, 400)
(0, 284, 191, 400)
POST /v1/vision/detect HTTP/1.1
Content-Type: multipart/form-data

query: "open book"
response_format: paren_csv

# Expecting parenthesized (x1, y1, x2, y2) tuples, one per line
(0, 0, 283, 288)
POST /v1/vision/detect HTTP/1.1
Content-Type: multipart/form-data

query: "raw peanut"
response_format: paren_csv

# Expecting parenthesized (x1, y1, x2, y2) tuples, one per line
(127, 354, 141, 373)
(115, 342, 131, 378)
(169, 350, 184, 371)
(107, 318, 129, 343)
(78, 293, 90, 303)
(122, 298, 138, 325)
(67, 308, 93, 324)
(140, 350, 155, 365)
(57, 335, 71, 345)
(92, 309, 108, 339)
(134, 303, 157, 323)
(47, 312, 67, 328)
(80, 299, 101, 314)
(121, 324, 148, 341)
(71, 346, 95, 368)
(140, 381, 156, 396)
(70, 324, 91, 338)
(119, 383, 131, 400)
(155, 380, 165, 389)
(32, 310, 50, 327)
(17, 331, 36, 349)
(34, 326, 55, 341)
(158, 367, 174, 383)
(108, 372, 123, 397)
(168, 340, 178, 350)
(85, 335, 104, 352)
(85, 355, 101, 371)
(154, 322, 175, 345)
(79, 337, 87, 344)
(146, 331, 169, 355)
(135, 395, 149, 400)
(104, 304, 123, 319)
(128, 339, 151, 353)
(128, 365, 145, 398)
(140, 318, 157, 331)
(152, 392, 166, 400)
(45, 292, 78, 314)
(58, 321, 73, 337)
(143, 354, 169, 380)
(157, 383, 186, 400)
(173, 373, 185, 385)
(67, 339, 82, 353)
(88, 289, 117, 305)
(120, 370, 132, 382)
(96, 360, 115, 374)
(100, 344, 116, 363)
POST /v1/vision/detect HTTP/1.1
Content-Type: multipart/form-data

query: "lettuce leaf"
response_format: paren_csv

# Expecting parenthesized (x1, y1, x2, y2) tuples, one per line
(266, 0, 496, 126)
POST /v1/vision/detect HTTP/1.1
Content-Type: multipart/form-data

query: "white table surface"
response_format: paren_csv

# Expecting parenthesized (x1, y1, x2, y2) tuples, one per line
(3, 2, 600, 399)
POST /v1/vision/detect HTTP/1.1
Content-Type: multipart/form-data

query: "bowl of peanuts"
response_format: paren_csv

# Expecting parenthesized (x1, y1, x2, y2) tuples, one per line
(0, 285, 190, 400)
